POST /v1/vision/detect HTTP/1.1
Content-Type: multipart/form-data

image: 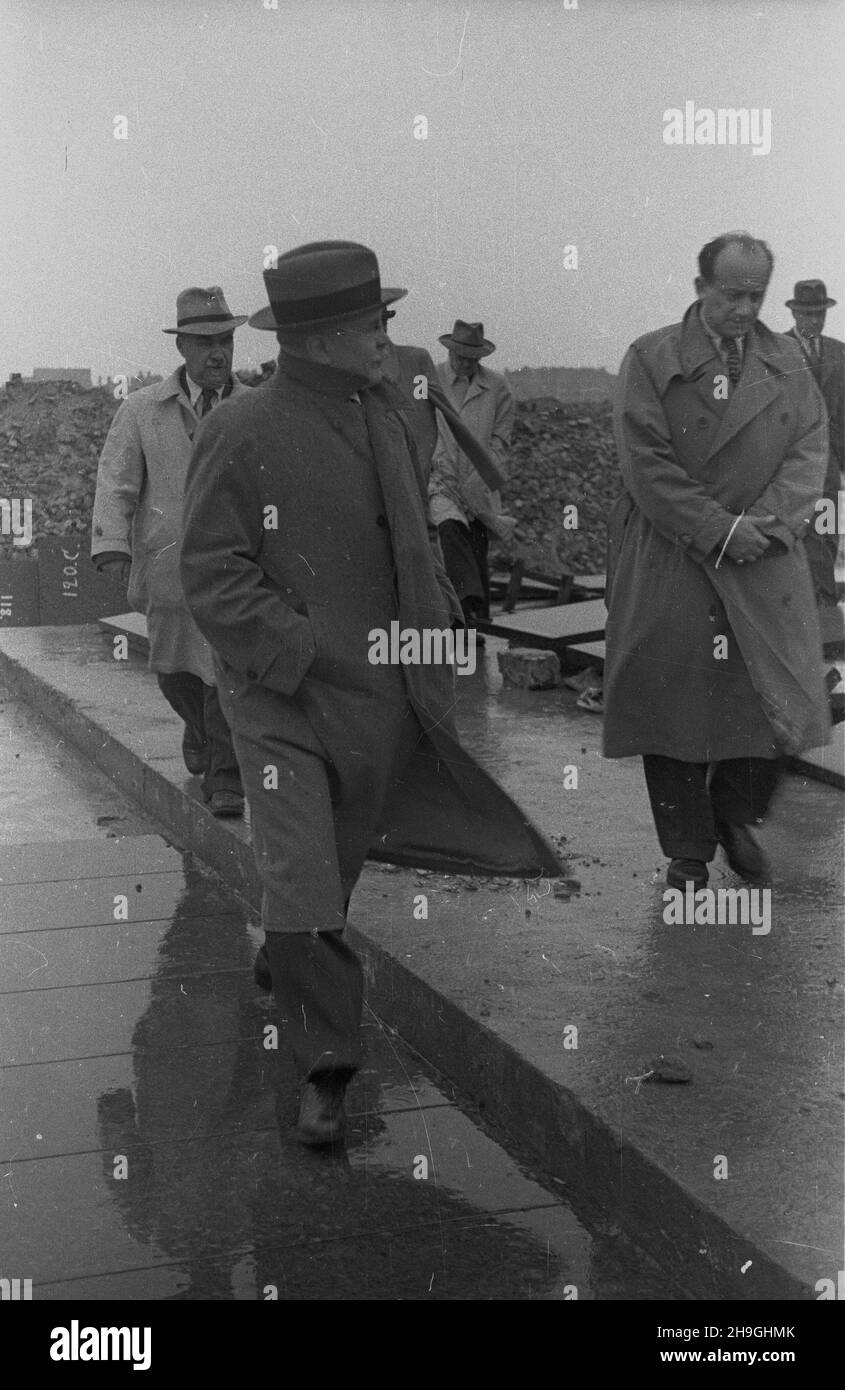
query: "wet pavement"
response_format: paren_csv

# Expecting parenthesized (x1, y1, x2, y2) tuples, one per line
(0, 689, 677, 1300)
(0, 625, 842, 1299)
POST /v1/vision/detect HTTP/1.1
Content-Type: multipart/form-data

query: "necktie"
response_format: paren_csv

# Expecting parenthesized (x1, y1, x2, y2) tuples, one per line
(808, 337, 820, 363)
(720, 338, 741, 386)
(199, 388, 217, 417)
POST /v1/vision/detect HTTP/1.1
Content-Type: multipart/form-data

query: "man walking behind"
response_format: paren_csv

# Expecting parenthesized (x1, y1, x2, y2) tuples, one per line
(784, 279, 844, 631)
(180, 243, 561, 1147)
(91, 287, 247, 817)
(604, 232, 830, 890)
(429, 320, 516, 629)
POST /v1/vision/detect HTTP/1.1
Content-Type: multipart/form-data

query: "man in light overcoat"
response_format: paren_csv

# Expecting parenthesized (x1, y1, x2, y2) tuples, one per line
(180, 242, 561, 1147)
(429, 321, 516, 628)
(604, 232, 830, 890)
(91, 287, 247, 816)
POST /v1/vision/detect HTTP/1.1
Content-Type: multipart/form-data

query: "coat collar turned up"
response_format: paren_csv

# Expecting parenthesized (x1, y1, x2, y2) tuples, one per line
(645, 303, 801, 461)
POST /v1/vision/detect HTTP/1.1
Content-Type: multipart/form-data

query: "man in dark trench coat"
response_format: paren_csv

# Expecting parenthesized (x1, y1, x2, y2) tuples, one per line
(604, 232, 831, 892)
(180, 241, 561, 1146)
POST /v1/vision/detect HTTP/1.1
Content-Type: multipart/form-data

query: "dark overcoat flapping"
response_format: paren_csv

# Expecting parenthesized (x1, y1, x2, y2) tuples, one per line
(180, 352, 562, 885)
(604, 306, 831, 761)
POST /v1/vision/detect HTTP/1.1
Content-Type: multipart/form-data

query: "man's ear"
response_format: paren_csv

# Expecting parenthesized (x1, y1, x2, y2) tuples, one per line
(175, 333, 186, 360)
(305, 331, 331, 363)
(693, 276, 706, 300)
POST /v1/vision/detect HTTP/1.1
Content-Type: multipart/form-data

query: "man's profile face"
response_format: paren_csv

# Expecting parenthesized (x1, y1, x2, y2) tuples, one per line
(695, 245, 771, 339)
(176, 331, 235, 389)
(448, 347, 480, 379)
(320, 309, 389, 385)
(792, 307, 826, 339)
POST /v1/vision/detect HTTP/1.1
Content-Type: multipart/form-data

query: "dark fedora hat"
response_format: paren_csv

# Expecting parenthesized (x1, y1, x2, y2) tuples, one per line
(163, 286, 247, 335)
(785, 279, 837, 309)
(249, 241, 407, 331)
(438, 320, 495, 357)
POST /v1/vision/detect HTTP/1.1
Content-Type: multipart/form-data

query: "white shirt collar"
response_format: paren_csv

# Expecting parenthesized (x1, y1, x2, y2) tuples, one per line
(699, 306, 744, 360)
(185, 373, 219, 411)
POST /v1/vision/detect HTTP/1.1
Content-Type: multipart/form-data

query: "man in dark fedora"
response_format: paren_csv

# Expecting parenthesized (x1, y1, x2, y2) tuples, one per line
(180, 242, 561, 1147)
(429, 321, 516, 630)
(91, 287, 247, 817)
(784, 280, 844, 620)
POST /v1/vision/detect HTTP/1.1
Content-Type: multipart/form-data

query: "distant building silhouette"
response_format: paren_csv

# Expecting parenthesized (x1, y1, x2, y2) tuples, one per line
(32, 367, 93, 388)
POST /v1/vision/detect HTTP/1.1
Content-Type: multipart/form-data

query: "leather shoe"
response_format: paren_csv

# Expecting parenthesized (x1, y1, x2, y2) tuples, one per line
(207, 790, 245, 818)
(254, 944, 272, 991)
(297, 1075, 348, 1147)
(715, 821, 771, 884)
(666, 858, 708, 889)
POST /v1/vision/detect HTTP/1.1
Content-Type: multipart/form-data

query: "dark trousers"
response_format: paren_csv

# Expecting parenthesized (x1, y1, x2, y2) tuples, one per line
(156, 671, 242, 801)
(804, 494, 840, 607)
(438, 518, 491, 622)
(642, 754, 782, 862)
(265, 927, 362, 1082)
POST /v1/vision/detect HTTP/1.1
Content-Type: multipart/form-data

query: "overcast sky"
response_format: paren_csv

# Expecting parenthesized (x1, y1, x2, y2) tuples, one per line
(2, 0, 843, 382)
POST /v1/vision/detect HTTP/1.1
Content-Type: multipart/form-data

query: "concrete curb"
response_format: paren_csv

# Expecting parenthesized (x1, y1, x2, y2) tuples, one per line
(0, 633, 815, 1301)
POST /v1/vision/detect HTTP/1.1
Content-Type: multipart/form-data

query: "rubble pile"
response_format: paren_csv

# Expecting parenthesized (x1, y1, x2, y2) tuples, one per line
(1, 381, 621, 575)
(0, 379, 118, 554)
(499, 398, 620, 576)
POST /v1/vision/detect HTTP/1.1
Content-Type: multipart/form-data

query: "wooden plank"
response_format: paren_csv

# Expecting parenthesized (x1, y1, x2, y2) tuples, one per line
(569, 640, 606, 664)
(570, 573, 606, 590)
(788, 724, 845, 790)
(484, 598, 607, 648)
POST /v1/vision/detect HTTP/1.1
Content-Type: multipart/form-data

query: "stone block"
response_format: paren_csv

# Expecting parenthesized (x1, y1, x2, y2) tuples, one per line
(496, 646, 561, 689)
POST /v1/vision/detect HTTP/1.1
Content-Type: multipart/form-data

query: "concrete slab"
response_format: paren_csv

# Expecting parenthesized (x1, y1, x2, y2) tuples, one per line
(484, 598, 607, 647)
(0, 729, 676, 1301)
(0, 623, 841, 1300)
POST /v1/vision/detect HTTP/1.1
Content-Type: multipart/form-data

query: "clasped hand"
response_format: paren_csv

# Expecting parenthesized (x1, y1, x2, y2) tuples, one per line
(723, 515, 777, 563)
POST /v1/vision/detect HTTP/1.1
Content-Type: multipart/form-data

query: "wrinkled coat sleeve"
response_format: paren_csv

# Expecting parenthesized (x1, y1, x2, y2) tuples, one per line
(615, 344, 738, 560)
(180, 408, 317, 696)
(746, 373, 828, 550)
(90, 399, 144, 560)
(489, 375, 515, 477)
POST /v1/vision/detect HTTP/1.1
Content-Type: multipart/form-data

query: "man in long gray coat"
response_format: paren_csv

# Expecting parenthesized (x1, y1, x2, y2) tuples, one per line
(91, 287, 247, 817)
(604, 232, 830, 891)
(180, 242, 561, 1147)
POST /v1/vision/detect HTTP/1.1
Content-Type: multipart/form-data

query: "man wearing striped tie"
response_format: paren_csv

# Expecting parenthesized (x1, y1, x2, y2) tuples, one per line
(604, 233, 830, 890)
(91, 287, 248, 816)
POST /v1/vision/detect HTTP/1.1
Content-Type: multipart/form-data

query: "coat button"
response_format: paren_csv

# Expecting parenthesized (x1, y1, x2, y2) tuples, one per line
(376, 514, 387, 527)
(246, 668, 258, 680)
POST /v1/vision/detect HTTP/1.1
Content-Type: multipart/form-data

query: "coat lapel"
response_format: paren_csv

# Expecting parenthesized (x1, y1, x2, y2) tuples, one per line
(702, 323, 787, 461)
